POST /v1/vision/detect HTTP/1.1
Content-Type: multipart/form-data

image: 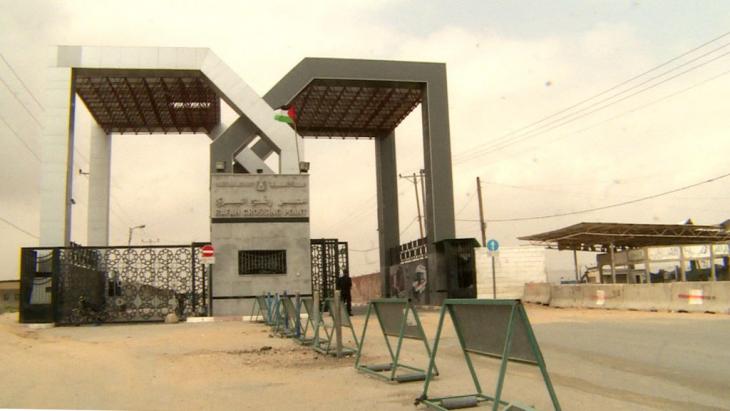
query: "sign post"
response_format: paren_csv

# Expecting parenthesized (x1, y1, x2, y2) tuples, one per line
(486, 239, 499, 299)
(200, 244, 215, 265)
(200, 245, 215, 316)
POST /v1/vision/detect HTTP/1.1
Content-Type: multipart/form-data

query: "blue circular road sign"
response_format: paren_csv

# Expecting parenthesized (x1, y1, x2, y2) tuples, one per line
(486, 239, 499, 251)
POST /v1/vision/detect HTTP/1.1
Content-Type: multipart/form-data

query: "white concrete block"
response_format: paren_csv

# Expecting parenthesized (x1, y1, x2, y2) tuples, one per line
(99, 47, 122, 67)
(175, 48, 197, 69)
(80, 46, 101, 67)
(158, 48, 176, 68)
(138, 47, 158, 68)
(119, 47, 141, 68)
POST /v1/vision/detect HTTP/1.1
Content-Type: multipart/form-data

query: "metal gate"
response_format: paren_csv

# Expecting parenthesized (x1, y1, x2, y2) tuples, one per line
(310, 239, 348, 302)
(19, 244, 207, 325)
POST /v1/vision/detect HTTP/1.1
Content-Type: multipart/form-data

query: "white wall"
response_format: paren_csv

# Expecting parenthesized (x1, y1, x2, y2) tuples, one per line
(476, 246, 547, 299)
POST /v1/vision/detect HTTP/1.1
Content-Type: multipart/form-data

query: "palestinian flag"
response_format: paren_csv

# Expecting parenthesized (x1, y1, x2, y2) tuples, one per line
(274, 106, 297, 125)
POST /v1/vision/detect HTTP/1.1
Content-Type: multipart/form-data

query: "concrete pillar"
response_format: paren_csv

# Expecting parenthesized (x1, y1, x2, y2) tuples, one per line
(573, 250, 580, 282)
(679, 246, 687, 282)
(39, 65, 76, 246)
(609, 244, 617, 284)
(421, 80, 455, 243)
(86, 124, 111, 246)
(644, 247, 651, 284)
(375, 130, 400, 297)
(710, 243, 717, 281)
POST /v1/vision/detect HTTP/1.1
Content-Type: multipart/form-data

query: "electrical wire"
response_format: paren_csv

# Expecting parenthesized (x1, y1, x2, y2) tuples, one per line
(0, 114, 40, 161)
(453, 30, 730, 164)
(457, 50, 730, 163)
(456, 170, 730, 223)
(473, 66, 730, 169)
(458, 30, 730, 156)
(0, 215, 39, 239)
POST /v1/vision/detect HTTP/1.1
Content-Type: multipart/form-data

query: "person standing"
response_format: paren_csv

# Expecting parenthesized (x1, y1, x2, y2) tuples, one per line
(336, 269, 353, 316)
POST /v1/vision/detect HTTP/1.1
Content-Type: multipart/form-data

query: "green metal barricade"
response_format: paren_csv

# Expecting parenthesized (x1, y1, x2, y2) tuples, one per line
(313, 298, 359, 356)
(294, 296, 316, 345)
(354, 298, 437, 383)
(416, 299, 561, 411)
(249, 295, 270, 323)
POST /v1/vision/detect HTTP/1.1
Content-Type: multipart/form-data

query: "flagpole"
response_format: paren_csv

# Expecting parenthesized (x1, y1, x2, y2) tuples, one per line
(292, 108, 301, 166)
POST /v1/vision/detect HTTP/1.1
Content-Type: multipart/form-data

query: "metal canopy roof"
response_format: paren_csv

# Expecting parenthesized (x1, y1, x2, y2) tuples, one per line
(74, 68, 220, 134)
(519, 222, 730, 252)
(286, 79, 423, 138)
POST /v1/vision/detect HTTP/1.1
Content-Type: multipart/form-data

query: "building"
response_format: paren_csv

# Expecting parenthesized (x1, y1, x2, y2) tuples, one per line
(520, 222, 730, 283)
(0, 280, 20, 313)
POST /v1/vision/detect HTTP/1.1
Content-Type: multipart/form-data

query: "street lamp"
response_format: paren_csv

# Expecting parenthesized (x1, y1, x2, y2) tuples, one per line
(128, 224, 146, 246)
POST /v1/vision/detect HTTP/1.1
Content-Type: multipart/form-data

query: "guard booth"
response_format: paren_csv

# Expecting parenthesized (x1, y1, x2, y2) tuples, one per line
(389, 238, 478, 305)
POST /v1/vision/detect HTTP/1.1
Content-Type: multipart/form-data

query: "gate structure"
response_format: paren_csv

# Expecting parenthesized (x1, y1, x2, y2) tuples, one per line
(310, 239, 348, 303)
(19, 244, 207, 324)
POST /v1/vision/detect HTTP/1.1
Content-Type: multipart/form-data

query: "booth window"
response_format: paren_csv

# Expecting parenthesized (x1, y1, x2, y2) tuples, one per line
(238, 250, 287, 275)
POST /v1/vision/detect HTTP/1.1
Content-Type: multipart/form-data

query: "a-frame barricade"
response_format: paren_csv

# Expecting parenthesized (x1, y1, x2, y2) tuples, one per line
(294, 296, 316, 345)
(416, 299, 561, 411)
(355, 298, 437, 383)
(263, 293, 277, 327)
(276, 295, 301, 338)
(249, 295, 271, 323)
(313, 298, 359, 356)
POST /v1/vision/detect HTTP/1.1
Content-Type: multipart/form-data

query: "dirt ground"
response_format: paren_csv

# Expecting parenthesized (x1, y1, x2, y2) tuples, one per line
(1, 305, 729, 410)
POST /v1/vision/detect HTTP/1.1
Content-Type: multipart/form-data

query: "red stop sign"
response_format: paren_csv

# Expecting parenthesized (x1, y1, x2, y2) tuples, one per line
(201, 244, 214, 258)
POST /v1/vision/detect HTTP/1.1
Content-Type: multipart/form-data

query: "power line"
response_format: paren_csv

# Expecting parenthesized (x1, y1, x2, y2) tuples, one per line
(399, 216, 419, 236)
(350, 247, 378, 253)
(0, 75, 43, 125)
(453, 30, 730, 164)
(0, 53, 44, 109)
(476, 51, 730, 158)
(457, 170, 730, 223)
(472, 66, 730, 170)
(0, 114, 40, 161)
(457, 50, 730, 163)
(468, 30, 730, 155)
(0, 215, 39, 239)
(455, 191, 476, 216)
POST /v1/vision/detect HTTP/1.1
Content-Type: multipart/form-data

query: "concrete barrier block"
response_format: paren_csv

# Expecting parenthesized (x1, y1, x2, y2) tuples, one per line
(670, 281, 730, 314)
(580, 284, 624, 309)
(622, 283, 672, 312)
(549, 285, 580, 308)
(523, 282, 551, 305)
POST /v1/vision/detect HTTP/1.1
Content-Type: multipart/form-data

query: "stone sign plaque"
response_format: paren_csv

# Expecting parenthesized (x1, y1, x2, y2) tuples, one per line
(211, 174, 309, 219)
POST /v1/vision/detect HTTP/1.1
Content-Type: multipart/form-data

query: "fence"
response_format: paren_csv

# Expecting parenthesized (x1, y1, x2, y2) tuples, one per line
(19, 244, 207, 324)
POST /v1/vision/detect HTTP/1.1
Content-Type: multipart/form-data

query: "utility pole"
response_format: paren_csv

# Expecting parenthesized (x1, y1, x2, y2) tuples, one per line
(419, 169, 427, 236)
(476, 177, 487, 247)
(399, 173, 425, 239)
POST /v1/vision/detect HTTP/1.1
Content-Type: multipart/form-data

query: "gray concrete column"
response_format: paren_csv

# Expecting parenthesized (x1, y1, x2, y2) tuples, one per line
(609, 243, 617, 283)
(375, 130, 400, 297)
(39, 66, 76, 246)
(421, 75, 455, 243)
(87, 124, 111, 246)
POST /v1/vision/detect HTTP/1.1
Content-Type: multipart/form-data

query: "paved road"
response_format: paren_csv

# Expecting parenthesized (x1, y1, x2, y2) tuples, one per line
(2, 307, 728, 410)
(531, 312, 730, 410)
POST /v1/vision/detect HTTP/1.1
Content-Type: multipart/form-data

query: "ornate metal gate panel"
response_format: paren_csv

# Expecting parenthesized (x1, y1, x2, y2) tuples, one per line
(20, 244, 207, 324)
(310, 239, 348, 303)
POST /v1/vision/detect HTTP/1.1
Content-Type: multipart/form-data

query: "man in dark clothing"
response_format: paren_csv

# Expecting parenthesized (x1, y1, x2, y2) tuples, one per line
(335, 269, 353, 316)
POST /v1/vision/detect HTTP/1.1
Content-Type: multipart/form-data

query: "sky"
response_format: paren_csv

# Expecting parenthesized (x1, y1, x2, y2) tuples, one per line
(1, 0, 730, 281)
